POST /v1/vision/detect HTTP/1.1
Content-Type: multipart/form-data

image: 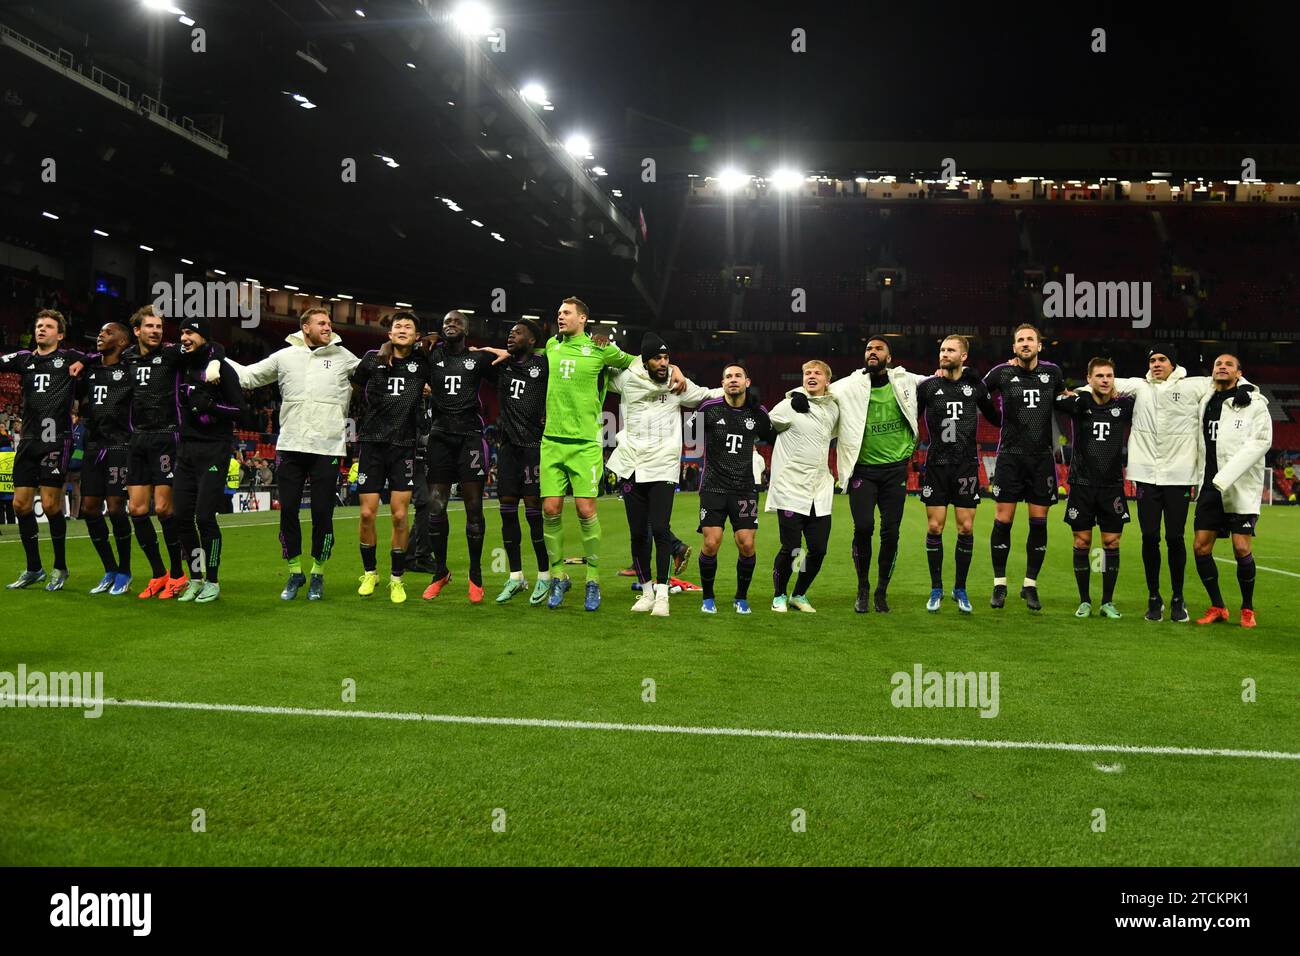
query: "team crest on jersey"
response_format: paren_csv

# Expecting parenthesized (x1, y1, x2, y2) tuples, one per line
(528, 365, 540, 378)
(581, 346, 592, 356)
(1111, 406, 1121, 417)
(52, 357, 64, 369)
(743, 417, 755, 430)
(961, 385, 973, 396)
(112, 369, 124, 381)
(1038, 373, 1050, 383)
(1067, 506, 1079, 519)
(463, 358, 476, 370)
(407, 362, 419, 373)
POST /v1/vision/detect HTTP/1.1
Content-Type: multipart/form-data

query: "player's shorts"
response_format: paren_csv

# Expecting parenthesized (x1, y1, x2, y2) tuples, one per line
(127, 431, 179, 487)
(1064, 484, 1130, 533)
(697, 489, 760, 532)
(496, 441, 540, 498)
(920, 462, 982, 508)
(1193, 484, 1258, 538)
(427, 431, 488, 485)
(356, 441, 415, 495)
(12, 435, 72, 489)
(80, 444, 129, 498)
(539, 436, 603, 499)
(990, 453, 1058, 506)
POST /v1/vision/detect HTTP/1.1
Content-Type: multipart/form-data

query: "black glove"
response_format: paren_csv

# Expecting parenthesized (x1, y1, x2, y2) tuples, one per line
(1233, 384, 1254, 408)
(186, 386, 214, 415)
(789, 392, 810, 414)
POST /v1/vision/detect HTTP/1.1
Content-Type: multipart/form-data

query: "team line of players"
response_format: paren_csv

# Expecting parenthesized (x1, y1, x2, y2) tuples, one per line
(1, 304, 1271, 625)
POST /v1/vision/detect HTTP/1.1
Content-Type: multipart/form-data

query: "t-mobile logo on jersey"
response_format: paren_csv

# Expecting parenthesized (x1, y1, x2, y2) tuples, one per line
(1022, 389, 1040, 408)
(92, 385, 108, 404)
(724, 433, 743, 454)
(444, 375, 462, 395)
(945, 401, 963, 420)
(32, 373, 51, 392)
(135, 367, 151, 386)
(1091, 421, 1111, 441)
(509, 378, 526, 399)
(559, 359, 576, 379)
(1207, 420, 1220, 442)
(386, 378, 405, 396)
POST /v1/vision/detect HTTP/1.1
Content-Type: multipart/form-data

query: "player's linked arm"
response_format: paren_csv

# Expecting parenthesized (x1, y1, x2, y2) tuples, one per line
(224, 351, 279, 389)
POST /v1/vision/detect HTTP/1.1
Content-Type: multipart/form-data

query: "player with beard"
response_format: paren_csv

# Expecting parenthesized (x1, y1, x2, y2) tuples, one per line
(490, 319, 552, 605)
(1, 309, 88, 590)
(1055, 359, 1134, 619)
(351, 313, 432, 603)
(982, 324, 1066, 612)
(419, 310, 494, 604)
(694, 362, 773, 614)
(829, 335, 929, 613)
(915, 334, 1001, 613)
(226, 307, 361, 601)
(767, 361, 839, 613)
(170, 318, 250, 604)
(123, 305, 200, 599)
(1192, 354, 1271, 628)
(78, 322, 136, 595)
(607, 332, 719, 617)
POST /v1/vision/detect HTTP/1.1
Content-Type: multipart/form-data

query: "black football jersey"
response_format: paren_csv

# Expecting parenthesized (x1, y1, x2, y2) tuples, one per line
(696, 398, 772, 494)
(1057, 393, 1134, 486)
(428, 348, 493, 436)
(0, 347, 86, 438)
(80, 360, 133, 446)
(352, 349, 432, 446)
(917, 373, 1000, 466)
(496, 353, 548, 447)
(123, 344, 188, 433)
(983, 361, 1065, 456)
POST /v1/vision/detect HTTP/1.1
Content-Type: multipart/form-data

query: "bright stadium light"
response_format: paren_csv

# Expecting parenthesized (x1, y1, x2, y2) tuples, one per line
(521, 83, 550, 107)
(769, 168, 803, 191)
(451, 2, 493, 36)
(180, 257, 194, 265)
(564, 135, 593, 159)
(138, 244, 154, 252)
(716, 168, 751, 193)
(142, 0, 186, 14)
(92, 228, 109, 237)
(41, 211, 59, 220)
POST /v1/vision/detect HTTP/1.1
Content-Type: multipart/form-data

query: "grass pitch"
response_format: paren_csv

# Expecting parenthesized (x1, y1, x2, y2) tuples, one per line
(1, 494, 1297, 866)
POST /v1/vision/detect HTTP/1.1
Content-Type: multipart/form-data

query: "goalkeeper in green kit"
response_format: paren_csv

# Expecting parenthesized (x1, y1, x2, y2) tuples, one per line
(478, 296, 682, 610)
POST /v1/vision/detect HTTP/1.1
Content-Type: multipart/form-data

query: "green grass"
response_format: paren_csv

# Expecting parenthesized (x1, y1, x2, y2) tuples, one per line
(1, 494, 1298, 866)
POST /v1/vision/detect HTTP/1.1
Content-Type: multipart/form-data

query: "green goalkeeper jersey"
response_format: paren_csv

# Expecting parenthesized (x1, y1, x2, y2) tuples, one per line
(542, 331, 636, 443)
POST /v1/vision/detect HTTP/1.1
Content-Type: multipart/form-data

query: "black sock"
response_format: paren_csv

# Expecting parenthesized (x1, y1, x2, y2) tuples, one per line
(925, 533, 943, 589)
(110, 512, 132, 574)
(736, 553, 756, 600)
(159, 515, 183, 577)
(1073, 546, 1092, 603)
(1101, 547, 1120, 603)
(85, 513, 117, 574)
(793, 552, 825, 596)
(132, 515, 166, 577)
(525, 508, 548, 574)
(990, 520, 1011, 579)
(47, 512, 67, 571)
(430, 513, 449, 577)
(1196, 553, 1224, 607)
(955, 533, 974, 590)
(390, 548, 405, 578)
(1025, 518, 1048, 581)
(17, 512, 41, 572)
(500, 507, 522, 572)
(699, 552, 717, 601)
(360, 543, 377, 573)
(1141, 534, 1161, 596)
(1167, 536, 1186, 600)
(1237, 554, 1256, 611)
(773, 548, 794, 598)
(467, 520, 484, 587)
(852, 530, 872, 591)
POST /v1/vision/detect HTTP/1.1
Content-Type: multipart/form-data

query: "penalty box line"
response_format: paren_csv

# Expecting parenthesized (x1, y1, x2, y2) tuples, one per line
(17, 695, 1300, 762)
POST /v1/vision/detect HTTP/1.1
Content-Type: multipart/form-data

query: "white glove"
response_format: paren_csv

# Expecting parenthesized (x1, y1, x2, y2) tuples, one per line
(204, 360, 221, 383)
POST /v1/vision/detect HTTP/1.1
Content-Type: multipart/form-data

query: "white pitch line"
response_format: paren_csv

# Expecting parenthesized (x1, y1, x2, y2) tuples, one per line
(1215, 557, 1300, 579)
(15, 695, 1300, 762)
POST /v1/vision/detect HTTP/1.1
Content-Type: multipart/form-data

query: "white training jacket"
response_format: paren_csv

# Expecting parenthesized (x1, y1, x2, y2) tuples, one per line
(828, 365, 927, 491)
(1110, 365, 1224, 486)
(1195, 387, 1273, 515)
(226, 331, 360, 457)
(606, 368, 721, 483)
(765, 387, 840, 516)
